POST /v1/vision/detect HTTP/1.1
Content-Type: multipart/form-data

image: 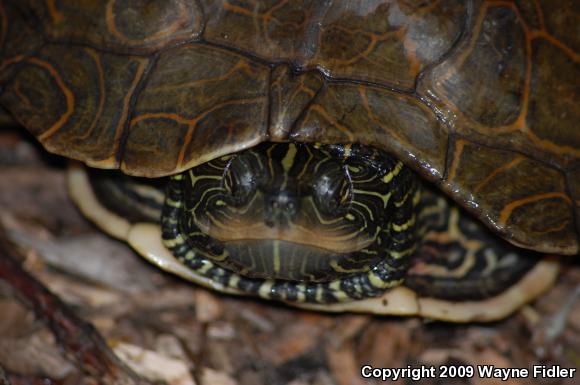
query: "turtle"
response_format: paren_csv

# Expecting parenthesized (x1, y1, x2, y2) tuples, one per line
(0, 1, 578, 322)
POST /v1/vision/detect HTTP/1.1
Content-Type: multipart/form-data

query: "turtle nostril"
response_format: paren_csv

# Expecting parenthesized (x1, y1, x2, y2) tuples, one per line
(265, 194, 299, 225)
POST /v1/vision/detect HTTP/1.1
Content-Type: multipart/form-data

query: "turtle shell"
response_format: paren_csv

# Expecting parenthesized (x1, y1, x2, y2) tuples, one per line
(0, 1, 578, 255)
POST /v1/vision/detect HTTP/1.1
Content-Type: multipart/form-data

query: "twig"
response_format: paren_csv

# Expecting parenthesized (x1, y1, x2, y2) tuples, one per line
(0, 229, 155, 385)
(0, 365, 11, 385)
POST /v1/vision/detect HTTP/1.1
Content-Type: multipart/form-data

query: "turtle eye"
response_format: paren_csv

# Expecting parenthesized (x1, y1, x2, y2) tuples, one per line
(225, 169, 254, 204)
(224, 154, 260, 205)
(312, 169, 350, 215)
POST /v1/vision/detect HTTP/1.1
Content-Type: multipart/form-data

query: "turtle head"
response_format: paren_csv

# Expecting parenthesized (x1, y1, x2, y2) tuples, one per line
(166, 142, 418, 284)
(207, 143, 356, 245)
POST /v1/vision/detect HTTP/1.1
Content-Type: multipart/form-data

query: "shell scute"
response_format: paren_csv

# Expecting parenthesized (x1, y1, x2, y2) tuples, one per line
(0, 44, 151, 168)
(123, 44, 270, 175)
(15, 0, 204, 52)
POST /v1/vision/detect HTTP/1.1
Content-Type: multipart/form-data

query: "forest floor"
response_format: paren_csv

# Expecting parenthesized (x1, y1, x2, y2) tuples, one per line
(0, 127, 578, 385)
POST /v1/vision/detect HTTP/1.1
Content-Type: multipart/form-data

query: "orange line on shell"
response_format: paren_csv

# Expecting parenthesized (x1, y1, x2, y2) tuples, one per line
(46, 0, 64, 24)
(78, 49, 106, 141)
(486, 1, 531, 135)
(473, 155, 524, 194)
(175, 96, 267, 167)
(532, 0, 546, 30)
(532, 221, 570, 236)
(498, 192, 572, 226)
(111, 58, 149, 162)
(306, 104, 355, 142)
(32, 58, 75, 141)
(155, 58, 254, 93)
(431, 1, 532, 136)
(222, 2, 255, 17)
(105, 0, 185, 45)
(447, 138, 467, 182)
(525, 129, 580, 159)
(530, 30, 580, 62)
(322, 25, 403, 69)
(130, 97, 267, 168)
(12, 80, 32, 109)
(260, 0, 290, 51)
(0, 55, 25, 74)
(358, 87, 406, 145)
(402, 27, 422, 81)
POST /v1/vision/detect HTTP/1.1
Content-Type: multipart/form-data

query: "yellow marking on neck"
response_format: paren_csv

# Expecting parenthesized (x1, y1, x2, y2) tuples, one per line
(163, 234, 186, 248)
(259, 281, 274, 298)
(330, 260, 368, 274)
(197, 261, 214, 274)
(295, 283, 306, 302)
(296, 147, 314, 180)
(329, 280, 348, 300)
(343, 144, 352, 159)
(391, 215, 416, 232)
(382, 161, 404, 184)
(281, 144, 297, 189)
(165, 198, 183, 208)
(228, 274, 240, 288)
(188, 170, 222, 191)
(192, 186, 224, 212)
(387, 247, 416, 259)
(413, 189, 421, 205)
(368, 271, 385, 288)
(310, 202, 350, 225)
(315, 287, 324, 302)
(353, 189, 392, 209)
(347, 165, 361, 173)
(282, 143, 297, 171)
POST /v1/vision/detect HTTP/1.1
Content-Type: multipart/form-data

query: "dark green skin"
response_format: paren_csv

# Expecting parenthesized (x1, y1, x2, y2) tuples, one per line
(0, 1, 577, 256)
